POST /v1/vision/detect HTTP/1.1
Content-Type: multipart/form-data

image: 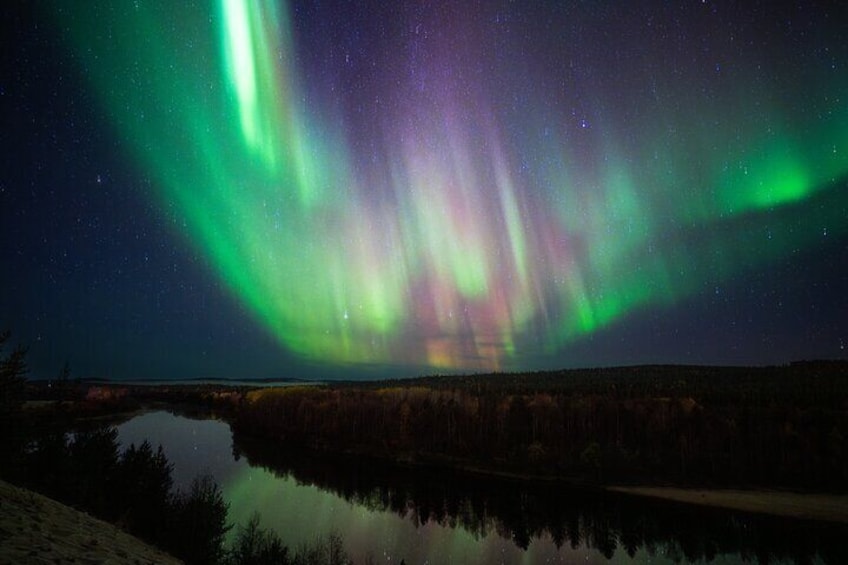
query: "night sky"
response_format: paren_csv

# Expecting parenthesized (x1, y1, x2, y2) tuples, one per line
(2, 1, 847, 381)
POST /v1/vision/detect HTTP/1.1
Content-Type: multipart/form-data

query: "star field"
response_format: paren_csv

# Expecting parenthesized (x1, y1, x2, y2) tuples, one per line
(1, 1, 846, 380)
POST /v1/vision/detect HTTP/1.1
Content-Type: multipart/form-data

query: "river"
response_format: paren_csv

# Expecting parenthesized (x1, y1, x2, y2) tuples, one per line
(116, 411, 844, 564)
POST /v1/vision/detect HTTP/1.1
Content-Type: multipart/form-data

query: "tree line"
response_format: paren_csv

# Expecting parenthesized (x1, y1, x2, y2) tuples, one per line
(1, 424, 361, 565)
(3, 424, 231, 563)
(234, 435, 847, 564)
(0, 331, 355, 565)
(232, 363, 848, 489)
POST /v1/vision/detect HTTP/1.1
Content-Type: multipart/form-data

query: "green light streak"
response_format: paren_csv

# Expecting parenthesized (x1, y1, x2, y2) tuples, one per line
(50, 0, 848, 371)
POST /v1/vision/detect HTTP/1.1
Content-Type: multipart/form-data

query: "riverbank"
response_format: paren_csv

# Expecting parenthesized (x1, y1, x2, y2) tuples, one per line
(608, 486, 848, 523)
(238, 430, 848, 524)
(0, 479, 181, 564)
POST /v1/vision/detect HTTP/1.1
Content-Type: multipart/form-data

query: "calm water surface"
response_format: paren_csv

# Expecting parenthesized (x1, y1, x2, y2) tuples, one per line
(116, 411, 842, 564)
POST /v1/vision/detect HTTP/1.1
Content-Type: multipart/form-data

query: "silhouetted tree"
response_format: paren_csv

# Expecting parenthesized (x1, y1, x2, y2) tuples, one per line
(114, 440, 174, 540)
(0, 331, 29, 478)
(167, 474, 231, 565)
(67, 426, 120, 515)
(291, 530, 351, 565)
(227, 512, 290, 565)
(21, 430, 71, 499)
(0, 330, 27, 416)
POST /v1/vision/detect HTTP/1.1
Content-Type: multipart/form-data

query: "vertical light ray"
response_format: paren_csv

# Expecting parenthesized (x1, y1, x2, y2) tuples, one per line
(51, 0, 848, 373)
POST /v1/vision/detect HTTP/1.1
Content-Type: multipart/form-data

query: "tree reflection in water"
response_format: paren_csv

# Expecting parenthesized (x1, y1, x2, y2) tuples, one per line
(234, 433, 847, 564)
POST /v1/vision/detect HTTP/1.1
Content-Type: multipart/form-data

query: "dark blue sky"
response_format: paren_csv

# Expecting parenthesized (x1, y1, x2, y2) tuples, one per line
(2, 1, 847, 380)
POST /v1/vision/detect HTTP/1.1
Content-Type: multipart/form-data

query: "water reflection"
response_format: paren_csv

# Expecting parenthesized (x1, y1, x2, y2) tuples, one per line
(117, 412, 847, 564)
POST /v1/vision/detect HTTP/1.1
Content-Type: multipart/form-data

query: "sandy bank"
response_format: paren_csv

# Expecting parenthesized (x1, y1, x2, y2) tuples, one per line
(0, 478, 181, 564)
(608, 486, 848, 523)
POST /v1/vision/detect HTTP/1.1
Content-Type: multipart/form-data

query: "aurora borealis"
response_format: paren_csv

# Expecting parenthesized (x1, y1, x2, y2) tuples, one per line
(3, 1, 847, 379)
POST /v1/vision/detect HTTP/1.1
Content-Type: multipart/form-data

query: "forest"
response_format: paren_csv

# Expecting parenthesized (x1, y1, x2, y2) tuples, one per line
(1, 422, 355, 565)
(0, 331, 355, 565)
(4, 329, 848, 562)
(233, 434, 847, 564)
(231, 362, 848, 489)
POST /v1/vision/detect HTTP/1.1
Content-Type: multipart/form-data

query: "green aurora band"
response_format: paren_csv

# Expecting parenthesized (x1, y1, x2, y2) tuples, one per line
(51, 0, 848, 371)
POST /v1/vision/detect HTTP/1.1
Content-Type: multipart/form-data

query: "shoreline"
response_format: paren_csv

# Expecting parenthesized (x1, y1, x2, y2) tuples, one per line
(27, 398, 848, 526)
(608, 486, 848, 523)
(235, 430, 848, 524)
